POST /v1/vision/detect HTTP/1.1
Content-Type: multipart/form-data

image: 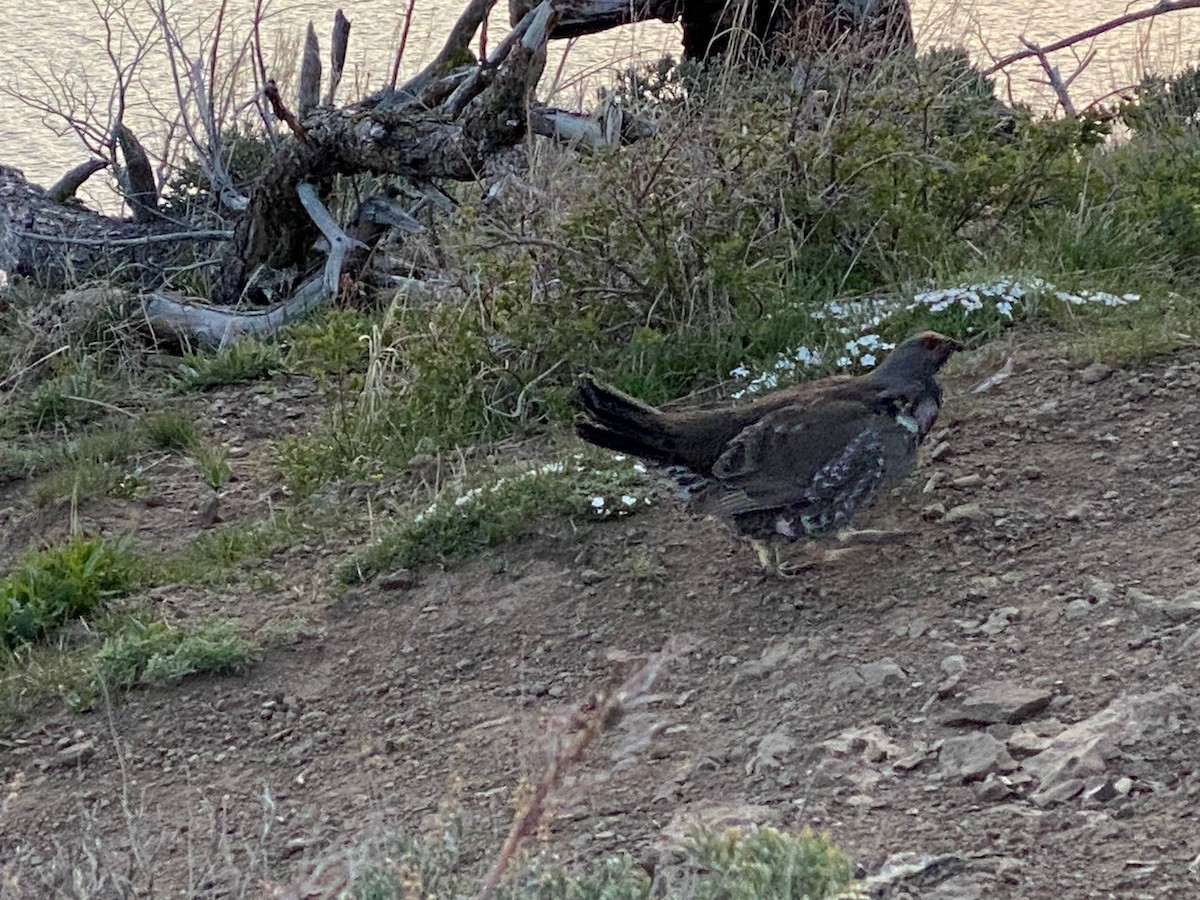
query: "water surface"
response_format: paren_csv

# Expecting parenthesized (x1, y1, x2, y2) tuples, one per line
(1, 0, 1196, 193)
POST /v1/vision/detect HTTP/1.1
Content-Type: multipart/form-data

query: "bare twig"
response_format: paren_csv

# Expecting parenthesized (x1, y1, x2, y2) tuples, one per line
(14, 228, 232, 246)
(983, 0, 1200, 76)
(264, 80, 306, 140)
(1018, 38, 1076, 117)
(297, 182, 366, 298)
(388, 0, 419, 89)
(47, 160, 109, 202)
(327, 10, 351, 105)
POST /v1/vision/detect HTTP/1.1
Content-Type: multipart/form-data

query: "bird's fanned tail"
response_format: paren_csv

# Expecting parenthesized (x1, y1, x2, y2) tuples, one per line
(574, 378, 676, 463)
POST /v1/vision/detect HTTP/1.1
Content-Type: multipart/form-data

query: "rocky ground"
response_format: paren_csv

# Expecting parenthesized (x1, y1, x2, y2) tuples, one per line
(3, 331, 1200, 898)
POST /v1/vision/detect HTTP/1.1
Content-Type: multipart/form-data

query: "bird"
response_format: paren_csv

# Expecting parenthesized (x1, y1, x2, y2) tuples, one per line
(575, 331, 962, 574)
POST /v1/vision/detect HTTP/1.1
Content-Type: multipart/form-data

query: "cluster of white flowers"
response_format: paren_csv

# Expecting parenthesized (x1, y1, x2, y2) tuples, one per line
(588, 456, 652, 516)
(834, 332, 895, 370)
(730, 344, 822, 399)
(726, 276, 1142, 396)
(412, 455, 650, 526)
(907, 277, 1139, 318)
(810, 297, 897, 332)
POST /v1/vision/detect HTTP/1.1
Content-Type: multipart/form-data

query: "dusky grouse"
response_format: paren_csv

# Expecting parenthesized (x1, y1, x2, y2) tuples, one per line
(575, 331, 962, 573)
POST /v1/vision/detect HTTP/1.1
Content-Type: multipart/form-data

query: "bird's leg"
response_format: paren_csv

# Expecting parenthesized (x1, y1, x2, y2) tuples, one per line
(750, 538, 776, 572)
(745, 538, 820, 578)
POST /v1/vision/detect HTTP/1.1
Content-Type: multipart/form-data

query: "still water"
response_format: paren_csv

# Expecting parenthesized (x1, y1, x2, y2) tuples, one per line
(0, 0, 1198, 192)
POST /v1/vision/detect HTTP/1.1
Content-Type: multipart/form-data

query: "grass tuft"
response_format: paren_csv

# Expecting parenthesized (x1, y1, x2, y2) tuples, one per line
(172, 340, 282, 390)
(16, 364, 121, 430)
(353, 824, 852, 899)
(1, 536, 142, 652)
(142, 409, 202, 451)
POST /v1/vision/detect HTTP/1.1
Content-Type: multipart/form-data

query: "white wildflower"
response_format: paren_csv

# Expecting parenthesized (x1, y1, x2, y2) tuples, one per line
(591, 496, 605, 509)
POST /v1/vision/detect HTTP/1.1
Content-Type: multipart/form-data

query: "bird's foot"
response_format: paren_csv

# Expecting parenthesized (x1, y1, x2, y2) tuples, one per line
(749, 539, 822, 578)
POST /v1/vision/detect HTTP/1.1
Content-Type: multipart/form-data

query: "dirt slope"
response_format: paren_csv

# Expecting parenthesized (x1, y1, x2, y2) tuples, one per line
(3, 333, 1200, 898)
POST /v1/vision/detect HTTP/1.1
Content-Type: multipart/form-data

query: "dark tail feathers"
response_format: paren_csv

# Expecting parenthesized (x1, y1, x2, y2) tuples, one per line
(574, 377, 674, 463)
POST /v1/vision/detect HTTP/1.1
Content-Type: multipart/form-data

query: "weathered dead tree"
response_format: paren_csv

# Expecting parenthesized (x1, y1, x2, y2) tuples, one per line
(213, 0, 556, 306)
(0, 0, 663, 346)
(510, 0, 914, 62)
(0, 163, 230, 287)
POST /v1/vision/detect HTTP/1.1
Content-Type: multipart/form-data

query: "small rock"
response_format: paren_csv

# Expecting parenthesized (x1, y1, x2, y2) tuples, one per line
(941, 681, 1053, 726)
(746, 730, 798, 776)
(951, 473, 983, 489)
(380, 568, 416, 591)
(939, 733, 1016, 783)
(1005, 729, 1052, 759)
(941, 655, 968, 678)
(1085, 578, 1116, 603)
(936, 654, 967, 697)
(892, 750, 932, 772)
(944, 503, 990, 526)
(1080, 362, 1114, 385)
(980, 606, 1020, 635)
(859, 658, 907, 688)
(42, 741, 96, 770)
(1064, 599, 1093, 619)
(1030, 777, 1084, 808)
(1131, 587, 1200, 624)
(1085, 777, 1119, 803)
(579, 568, 606, 586)
(975, 773, 1015, 802)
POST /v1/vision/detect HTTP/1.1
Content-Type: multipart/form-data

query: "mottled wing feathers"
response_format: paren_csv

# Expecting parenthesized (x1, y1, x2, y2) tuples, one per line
(693, 399, 919, 538)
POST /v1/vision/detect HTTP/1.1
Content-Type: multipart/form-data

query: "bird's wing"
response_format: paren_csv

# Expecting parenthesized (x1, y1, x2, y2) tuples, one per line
(695, 400, 894, 518)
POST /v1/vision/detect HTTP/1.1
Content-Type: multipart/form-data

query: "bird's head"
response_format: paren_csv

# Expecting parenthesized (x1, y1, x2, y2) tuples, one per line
(871, 331, 962, 385)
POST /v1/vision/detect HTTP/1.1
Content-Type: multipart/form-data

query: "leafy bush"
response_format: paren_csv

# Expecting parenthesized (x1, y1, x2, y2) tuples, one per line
(682, 826, 853, 899)
(265, 58, 1200, 498)
(0, 536, 141, 651)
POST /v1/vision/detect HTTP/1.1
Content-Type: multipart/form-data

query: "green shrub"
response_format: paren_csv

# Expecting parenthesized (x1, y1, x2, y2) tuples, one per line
(0, 536, 141, 651)
(90, 617, 257, 692)
(683, 826, 853, 899)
